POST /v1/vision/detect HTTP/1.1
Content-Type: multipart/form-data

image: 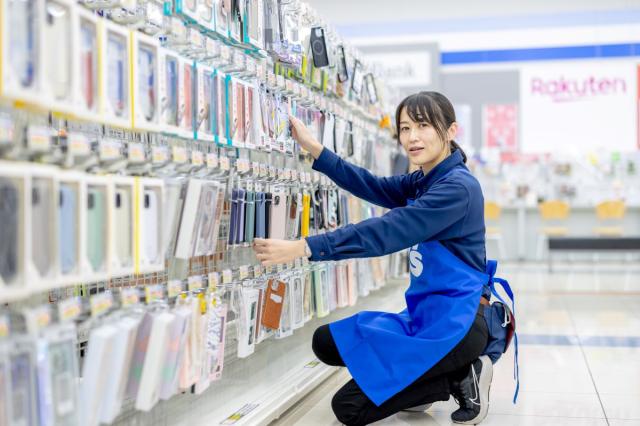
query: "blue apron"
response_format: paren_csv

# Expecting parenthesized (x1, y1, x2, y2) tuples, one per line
(329, 239, 488, 406)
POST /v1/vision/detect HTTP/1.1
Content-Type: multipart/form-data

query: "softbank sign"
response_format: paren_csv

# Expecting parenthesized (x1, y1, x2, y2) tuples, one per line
(520, 62, 638, 153)
(530, 76, 627, 102)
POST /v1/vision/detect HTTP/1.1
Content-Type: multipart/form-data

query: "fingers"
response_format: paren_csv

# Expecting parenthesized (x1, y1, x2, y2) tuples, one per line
(253, 238, 269, 246)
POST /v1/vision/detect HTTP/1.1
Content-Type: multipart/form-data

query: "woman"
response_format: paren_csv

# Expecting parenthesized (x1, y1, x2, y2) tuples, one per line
(253, 91, 496, 425)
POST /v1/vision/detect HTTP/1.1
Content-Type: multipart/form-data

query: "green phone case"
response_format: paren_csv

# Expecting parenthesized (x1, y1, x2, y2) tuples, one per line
(87, 188, 106, 272)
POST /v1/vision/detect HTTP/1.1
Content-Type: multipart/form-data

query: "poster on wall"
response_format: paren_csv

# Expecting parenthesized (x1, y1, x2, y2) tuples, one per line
(482, 104, 518, 155)
(520, 61, 638, 153)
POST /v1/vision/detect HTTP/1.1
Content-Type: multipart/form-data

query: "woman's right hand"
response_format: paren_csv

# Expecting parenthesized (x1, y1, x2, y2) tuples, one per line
(290, 115, 324, 160)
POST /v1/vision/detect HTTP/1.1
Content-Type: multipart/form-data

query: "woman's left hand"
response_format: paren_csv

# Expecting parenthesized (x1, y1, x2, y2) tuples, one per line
(253, 238, 307, 266)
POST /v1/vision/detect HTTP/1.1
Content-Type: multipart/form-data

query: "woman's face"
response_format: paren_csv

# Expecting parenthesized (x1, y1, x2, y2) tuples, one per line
(398, 107, 449, 167)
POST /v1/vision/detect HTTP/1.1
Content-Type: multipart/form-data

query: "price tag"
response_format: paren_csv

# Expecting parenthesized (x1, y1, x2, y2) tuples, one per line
(302, 257, 309, 266)
(0, 314, 8, 338)
(253, 265, 263, 278)
(207, 153, 219, 169)
(152, 145, 169, 164)
(167, 280, 183, 298)
(121, 287, 140, 306)
(145, 285, 164, 304)
(265, 264, 273, 274)
(252, 161, 260, 175)
(191, 150, 204, 166)
(294, 258, 302, 269)
(285, 79, 294, 93)
(27, 125, 52, 151)
(128, 142, 146, 163)
(25, 306, 52, 332)
(221, 45, 231, 63)
(90, 292, 114, 317)
(291, 169, 298, 181)
(306, 172, 312, 183)
(190, 29, 203, 46)
(220, 156, 231, 171)
(276, 263, 284, 272)
(0, 116, 15, 144)
(58, 297, 82, 322)
(239, 265, 250, 280)
(287, 261, 294, 269)
(188, 276, 203, 292)
(276, 74, 285, 89)
(99, 139, 123, 161)
(172, 146, 188, 163)
(67, 133, 90, 156)
(208, 272, 220, 290)
(222, 269, 233, 284)
(259, 163, 268, 177)
(269, 166, 277, 179)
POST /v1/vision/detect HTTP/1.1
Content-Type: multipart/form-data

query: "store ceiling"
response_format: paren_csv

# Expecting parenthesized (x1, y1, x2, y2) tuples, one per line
(305, 0, 640, 26)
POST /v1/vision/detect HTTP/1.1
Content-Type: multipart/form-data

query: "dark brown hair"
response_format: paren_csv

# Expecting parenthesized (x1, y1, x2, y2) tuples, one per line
(395, 91, 467, 163)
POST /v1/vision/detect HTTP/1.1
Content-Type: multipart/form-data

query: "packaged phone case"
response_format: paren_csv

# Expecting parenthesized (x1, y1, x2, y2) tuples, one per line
(100, 315, 141, 424)
(101, 21, 131, 128)
(303, 270, 313, 322)
(179, 57, 194, 138)
(111, 177, 135, 276)
(0, 168, 27, 293)
(244, 191, 256, 244)
(159, 307, 190, 401)
(237, 287, 259, 358)
(254, 192, 266, 239)
(195, 64, 215, 142)
(214, 0, 230, 40)
(313, 266, 330, 318)
(207, 304, 228, 381)
(85, 179, 110, 280)
(132, 32, 160, 131)
(125, 312, 153, 400)
(214, 71, 228, 145)
(300, 193, 311, 238)
(243, 0, 263, 49)
(36, 323, 80, 426)
(162, 179, 186, 259)
(194, 182, 224, 256)
(57, 172, 85, 285)
(74, 9, 100, 121)
(0, 0, 43, 105)
(134, 178, 165, 273)
(30, 171, 58, 287)
(81, 323, 118, 426)
(244, 84, 256, 149)
(8, 337, 38, 426)
(269, 190, 287, 240)
(275, 278, 293, 339)
(261, 279, 285, 330)
(159, 48, 182, 135)
(291, 274, 304, 330)
(42, 0, 75, 113)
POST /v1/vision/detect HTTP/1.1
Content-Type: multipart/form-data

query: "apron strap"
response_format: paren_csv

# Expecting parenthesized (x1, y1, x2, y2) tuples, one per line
(487, 260, 520, 404)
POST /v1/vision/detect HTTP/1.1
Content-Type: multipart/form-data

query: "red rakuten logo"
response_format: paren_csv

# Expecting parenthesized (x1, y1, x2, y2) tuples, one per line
(530, 76, 627, 102)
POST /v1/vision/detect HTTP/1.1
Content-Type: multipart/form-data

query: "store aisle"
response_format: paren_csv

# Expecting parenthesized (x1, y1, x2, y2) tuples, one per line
(271, 262, 640, 426)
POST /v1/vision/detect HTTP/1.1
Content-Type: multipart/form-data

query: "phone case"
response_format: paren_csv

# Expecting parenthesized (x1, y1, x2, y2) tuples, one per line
(181, 61, 193, 137)
(269, 191, 287, 240)
(58, 184, 77, 275)
(244, 191, 256, 243)
(208, 304, 228, 381)
(78, 13, 99, 115)
(228, 189, 239, 245)
(264, 193, 273, 238)
(125, 313, 153, 400)
(136, 40, 158, 127)
(142, 190, 160, 265)
(87, 188, 106, 272)
(276, 280, 292, 339)
(100, 316, 140, 424)
(261, 280, 286, 330)
(237, 288, 259, 358)
(254, 192, 266, 239)
(106, 30, 129, 120)
(114, 188, 133, 267)
(160, 307, 190, 401)
(0, 179, 19, 285)
(236, 189, 246, 244)
(303, 271, 313, 322)
(300, 193, 310, 238)
(163, 53, 180, 127)
(291, 275, 304, 330)
(9, 339, 38, 426)
(31, 179, 53, 278)
(310, 27, 329, 68)
(44, 0, 72, 104)
(81, 324, 118, 426)
(194, 183, 219, 256)
(136, 312, 175, 412)
(4, 0, 40, 101)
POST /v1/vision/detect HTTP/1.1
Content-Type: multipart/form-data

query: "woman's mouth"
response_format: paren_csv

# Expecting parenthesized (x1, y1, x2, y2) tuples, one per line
(409, 146, 424, 155)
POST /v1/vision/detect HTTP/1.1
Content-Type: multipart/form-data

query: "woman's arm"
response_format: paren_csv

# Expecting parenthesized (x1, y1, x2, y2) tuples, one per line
(306, 182, 470, 261)
(290, 116, 415, 209)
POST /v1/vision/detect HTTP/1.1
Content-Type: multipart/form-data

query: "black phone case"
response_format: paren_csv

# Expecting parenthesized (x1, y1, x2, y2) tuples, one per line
(310, 27, 329, 68)
(228, 189, 239, 245)
(236, 189, 246, 244)
(255, 192, 266, 239)
(264, 193, 273, 238)
(0, 179, 18, 284)
(245, 191, 256, 243)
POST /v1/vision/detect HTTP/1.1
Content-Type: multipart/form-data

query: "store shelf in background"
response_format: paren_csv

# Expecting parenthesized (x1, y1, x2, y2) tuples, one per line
(111, 278, 407, 426)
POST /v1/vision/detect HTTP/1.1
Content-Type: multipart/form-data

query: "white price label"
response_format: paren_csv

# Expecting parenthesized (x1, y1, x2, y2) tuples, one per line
(67, 133, 90, 156)
(259, 163, 268, 177)
(208, 272, 220, 289)
(168, 280, 183, 298)
(145, 285, 164, 304)
(206, 153, 219, 169)
(188, 276, 203, 292)
(99, 139, 123, 161)
(269, 166, 277, 178)
(58, 297, 82, 322)
(27, 125, 52, 151)
(276, 75, 285, 88)
(121, 288, 140, 307)
(222, 269, 233, 284)
(239, 265, 249, 280)
(252, 161, 260, 175)
(152, 146, 169, 164)
(253, 265, 263, 278)
(220, 156, 231, 171)
(90, 292, 114, 317)
(172, 146, 188, 164)
(128, 142, 146, 163)
(191, 150, 204, 166)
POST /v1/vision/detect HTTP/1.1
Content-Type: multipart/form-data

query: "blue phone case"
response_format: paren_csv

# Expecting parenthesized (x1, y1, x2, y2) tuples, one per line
(228, 189, 238, 245)
(236, 189, 246, 244)
(244, 191, 255, 243)
(59, 185, 77, 274)
(255, 192, 266, 239)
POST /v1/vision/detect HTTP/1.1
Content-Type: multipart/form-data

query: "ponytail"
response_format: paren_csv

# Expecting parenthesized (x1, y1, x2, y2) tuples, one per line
(450, 140, 467, 163)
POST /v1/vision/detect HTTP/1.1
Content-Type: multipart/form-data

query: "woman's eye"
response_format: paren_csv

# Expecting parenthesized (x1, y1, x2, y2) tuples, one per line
(419, 123, 429, 128)
(401, 127, 410, 132)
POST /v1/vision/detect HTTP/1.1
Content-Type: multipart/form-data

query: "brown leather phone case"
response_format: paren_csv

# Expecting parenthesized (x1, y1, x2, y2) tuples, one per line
(261, 279, 286, 330)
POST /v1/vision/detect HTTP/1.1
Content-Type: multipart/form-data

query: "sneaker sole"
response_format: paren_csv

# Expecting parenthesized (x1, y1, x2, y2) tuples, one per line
(452, 355, 493, 425)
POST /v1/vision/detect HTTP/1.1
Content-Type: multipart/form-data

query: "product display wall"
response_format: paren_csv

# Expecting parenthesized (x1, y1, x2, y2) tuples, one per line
(0, 0, 398, 424)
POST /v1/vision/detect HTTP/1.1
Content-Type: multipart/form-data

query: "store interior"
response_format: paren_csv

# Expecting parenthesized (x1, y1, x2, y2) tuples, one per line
(0, 0, 638, 425)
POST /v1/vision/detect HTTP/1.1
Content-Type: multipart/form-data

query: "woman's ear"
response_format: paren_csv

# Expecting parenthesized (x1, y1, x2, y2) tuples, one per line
(447, 122, 459, 141)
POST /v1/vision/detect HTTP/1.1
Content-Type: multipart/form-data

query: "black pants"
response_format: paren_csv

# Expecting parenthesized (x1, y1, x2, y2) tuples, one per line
(312, 307, 489, 426)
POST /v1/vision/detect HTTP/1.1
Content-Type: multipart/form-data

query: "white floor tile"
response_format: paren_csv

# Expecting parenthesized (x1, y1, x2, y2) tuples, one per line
(426, 411, 607, 426)
(609, 420, 640, 426)
(583, 348, 640, 395)
(600, 393, 640, 420)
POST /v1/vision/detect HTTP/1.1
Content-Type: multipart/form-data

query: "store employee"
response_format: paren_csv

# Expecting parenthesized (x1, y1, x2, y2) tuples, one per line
(253, 91, 500, 426)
